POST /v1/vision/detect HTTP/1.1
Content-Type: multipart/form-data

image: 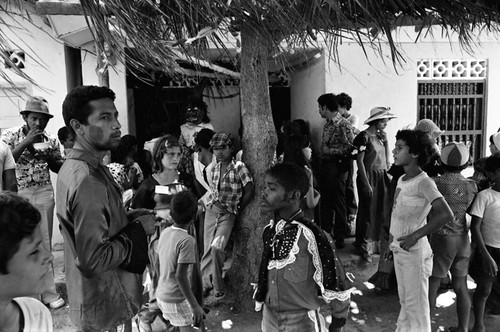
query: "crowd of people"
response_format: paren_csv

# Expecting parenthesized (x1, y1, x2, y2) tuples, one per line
(0, 87, 499, 332)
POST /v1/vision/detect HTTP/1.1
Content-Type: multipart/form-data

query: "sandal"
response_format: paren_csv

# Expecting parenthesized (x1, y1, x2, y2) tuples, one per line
(214, 291, 226, 301)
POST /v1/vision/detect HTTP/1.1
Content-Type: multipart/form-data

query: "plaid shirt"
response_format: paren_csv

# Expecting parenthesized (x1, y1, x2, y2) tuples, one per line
(1, 125, 63, 189)
(208, 159, 253, 214)
(320, 114, 354, 159)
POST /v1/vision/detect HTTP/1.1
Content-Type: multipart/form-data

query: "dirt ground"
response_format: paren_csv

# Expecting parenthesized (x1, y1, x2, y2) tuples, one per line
(50, 237, 500, 332)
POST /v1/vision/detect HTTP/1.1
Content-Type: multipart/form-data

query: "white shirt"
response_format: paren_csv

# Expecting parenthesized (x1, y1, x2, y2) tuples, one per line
(12, 297, 53, 332)
(390, 172, 442, 249)
(469, 188, 500, 248)
(0, 141, 16, 191)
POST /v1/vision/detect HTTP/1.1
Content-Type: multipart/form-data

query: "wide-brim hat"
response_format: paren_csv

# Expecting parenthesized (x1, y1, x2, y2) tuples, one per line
(440, 142, 470, 167)
(364, 107, 396, 125)
(20, 96, 53, 118)
(414, 119, 444, 139)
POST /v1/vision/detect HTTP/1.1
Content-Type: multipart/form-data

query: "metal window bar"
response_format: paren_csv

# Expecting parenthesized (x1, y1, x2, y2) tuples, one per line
(417, 81, 485, 161)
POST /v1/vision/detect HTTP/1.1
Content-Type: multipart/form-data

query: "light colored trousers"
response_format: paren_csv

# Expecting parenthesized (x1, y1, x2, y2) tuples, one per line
(19, 184, 59, 303)
(393, 244, 433, 332)
(200, 204, 235, 292)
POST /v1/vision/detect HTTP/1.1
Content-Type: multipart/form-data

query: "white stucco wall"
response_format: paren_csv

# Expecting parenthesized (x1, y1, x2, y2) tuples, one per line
(325, 26, 500, 159)
(0, 5, 68, 246)
(291, 26, 500, 160)
(80, 43, 130, 134)
(290, 55, 326, 155)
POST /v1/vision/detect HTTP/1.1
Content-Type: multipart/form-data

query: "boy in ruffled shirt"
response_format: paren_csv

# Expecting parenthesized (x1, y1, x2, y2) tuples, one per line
(255, 163, 351, 332)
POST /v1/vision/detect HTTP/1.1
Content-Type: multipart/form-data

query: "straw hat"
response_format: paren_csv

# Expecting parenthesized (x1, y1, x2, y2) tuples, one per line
(414, 119, 444, 139)
(20, 96, 53, 118)
(363, 107, 396, 125)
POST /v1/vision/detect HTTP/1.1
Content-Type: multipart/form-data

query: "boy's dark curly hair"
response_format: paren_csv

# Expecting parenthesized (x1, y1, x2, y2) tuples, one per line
(317, 93, 338, 112)
(266, 162, 309, 198)
(170, 191, 198, 225)
(62, 85, 116, 135)
(395, 129, 435, 166)
(485, 154, 500, 174)
(0, 192, 41, 274)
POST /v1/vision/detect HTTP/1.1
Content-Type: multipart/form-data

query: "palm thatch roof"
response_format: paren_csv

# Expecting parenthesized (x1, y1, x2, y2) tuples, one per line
(1, 0, 500, 85)
(79, 0, 500, 79)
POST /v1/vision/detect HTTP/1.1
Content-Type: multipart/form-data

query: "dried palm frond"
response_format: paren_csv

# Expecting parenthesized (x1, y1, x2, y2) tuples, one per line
(79, 0, 500, 78)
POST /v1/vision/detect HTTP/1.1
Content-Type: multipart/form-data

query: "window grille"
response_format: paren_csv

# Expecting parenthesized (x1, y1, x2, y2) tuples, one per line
(417, 60, 487, 161)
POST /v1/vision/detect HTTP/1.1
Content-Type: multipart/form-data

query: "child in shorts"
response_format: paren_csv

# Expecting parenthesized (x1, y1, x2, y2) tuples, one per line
(387, 129, 453, 332)
(156, 191, 205, 331)
(0, 192, 53, 332)
(428, 142, 478, 332)
(255, 163, 351, 332)
(469, 154, 500, 332)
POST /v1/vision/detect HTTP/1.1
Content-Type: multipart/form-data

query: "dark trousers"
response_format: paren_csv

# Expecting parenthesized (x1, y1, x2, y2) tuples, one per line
(319, 158, 348, 241)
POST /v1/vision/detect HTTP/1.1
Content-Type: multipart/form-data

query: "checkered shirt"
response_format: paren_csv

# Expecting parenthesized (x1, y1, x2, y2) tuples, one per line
(208, 159, 253, 214)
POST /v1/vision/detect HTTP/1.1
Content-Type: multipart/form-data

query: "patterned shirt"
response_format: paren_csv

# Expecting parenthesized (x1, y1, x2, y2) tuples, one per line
(1, 125, 63, 189)
(433, 172, 478, 236)
(208, 159, 253, 214)
(320, 114, 354, 159)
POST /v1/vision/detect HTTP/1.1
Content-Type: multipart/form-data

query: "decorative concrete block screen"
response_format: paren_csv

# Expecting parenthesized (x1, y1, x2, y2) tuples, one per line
(417, 59, 487, 160)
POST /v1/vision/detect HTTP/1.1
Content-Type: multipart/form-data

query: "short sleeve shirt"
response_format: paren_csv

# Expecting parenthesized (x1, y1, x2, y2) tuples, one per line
(156, 226, 197, 303)
(433, 173, 477, 236)
(1, 125, 62, 189)
(208, 159, 253, 214)
(0, 141, 16, 191)
(390, 172, 443, 249)
(352, 131, 388, 171)
(13, 297, 53, 332)
(469, 188, 500, 248)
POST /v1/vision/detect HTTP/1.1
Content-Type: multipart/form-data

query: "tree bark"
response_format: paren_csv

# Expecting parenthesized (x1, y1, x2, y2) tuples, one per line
(227, 23, 277, 309)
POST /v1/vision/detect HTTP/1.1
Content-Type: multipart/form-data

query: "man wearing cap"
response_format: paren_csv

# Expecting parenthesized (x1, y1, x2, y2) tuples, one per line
(200, 132, 253, 301)
(1, 96, 65, 309)
(428, 142, 477, 332)
(317, 93, 355, 249)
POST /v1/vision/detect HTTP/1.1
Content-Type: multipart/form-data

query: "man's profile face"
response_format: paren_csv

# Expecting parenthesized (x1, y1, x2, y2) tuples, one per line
(80, 98, 121, 151)
(23, 113, 50, 131)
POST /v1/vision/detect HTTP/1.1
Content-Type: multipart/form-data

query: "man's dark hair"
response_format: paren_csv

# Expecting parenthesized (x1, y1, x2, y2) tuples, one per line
(194, 128, 215, 150)
(337, 92, 352, 111)
(62, 85, 116, 135)
(395, 129, 435, 166)
(0, 192, 41, 274)
(57, 126, 73, 143)
(170, 191, 198, 225)
(317, 93, 338, 112)
(485, 154, 500, 173)
(266, 162, 309, 198)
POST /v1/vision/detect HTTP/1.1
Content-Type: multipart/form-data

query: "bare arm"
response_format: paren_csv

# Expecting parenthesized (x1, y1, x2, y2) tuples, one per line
(356, 151, 372, 197)
(398, 197, 453, 251)
(2, 169, 17, 192)
(176, 263, 204, 327)
(471, 215, 498, 276)
(239, 182, 254, 210)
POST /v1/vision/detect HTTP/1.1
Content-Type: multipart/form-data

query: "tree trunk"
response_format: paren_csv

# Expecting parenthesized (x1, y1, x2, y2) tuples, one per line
(227, 24, 277, 309)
